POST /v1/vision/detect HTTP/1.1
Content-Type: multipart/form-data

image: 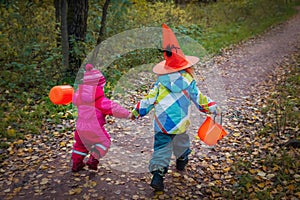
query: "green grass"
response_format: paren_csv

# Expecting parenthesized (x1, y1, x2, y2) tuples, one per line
(260, 55, 300, 139)
(181, 0, 300, 54)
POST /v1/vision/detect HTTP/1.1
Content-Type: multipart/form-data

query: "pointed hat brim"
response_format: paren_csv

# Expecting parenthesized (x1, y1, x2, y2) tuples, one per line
(153, 55, 199, 75)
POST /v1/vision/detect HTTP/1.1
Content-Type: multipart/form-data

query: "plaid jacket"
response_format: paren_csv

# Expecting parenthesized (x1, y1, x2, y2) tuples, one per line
(132, 70, 216, 134)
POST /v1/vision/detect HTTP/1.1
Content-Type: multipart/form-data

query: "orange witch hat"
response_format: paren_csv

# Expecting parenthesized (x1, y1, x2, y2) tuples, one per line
(153, 24, 199, 75)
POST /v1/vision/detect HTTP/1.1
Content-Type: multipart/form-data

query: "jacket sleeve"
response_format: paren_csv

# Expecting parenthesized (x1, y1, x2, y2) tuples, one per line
(132, 83, 159, 118)
(72, 89, 80, 106)
(97, 97, 130, 119)
(188, 81, 217, 113)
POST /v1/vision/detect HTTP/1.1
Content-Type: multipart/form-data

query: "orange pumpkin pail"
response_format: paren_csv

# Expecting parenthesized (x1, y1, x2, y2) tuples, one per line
(49, 85, 74, 105)
(197, 114, 227, 146)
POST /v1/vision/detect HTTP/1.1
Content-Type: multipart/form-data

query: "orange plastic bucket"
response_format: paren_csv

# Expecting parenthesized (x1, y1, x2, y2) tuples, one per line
(49, 85, 74, 105)
(197, 115, 227, 146)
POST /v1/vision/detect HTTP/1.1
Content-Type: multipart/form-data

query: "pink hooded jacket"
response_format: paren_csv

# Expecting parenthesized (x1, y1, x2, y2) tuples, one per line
(73, 84, 130, 133)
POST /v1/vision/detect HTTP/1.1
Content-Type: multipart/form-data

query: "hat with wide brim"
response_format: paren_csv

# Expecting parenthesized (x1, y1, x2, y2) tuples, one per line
(153, 55, 199, 75)
(153, 24, 200, 75)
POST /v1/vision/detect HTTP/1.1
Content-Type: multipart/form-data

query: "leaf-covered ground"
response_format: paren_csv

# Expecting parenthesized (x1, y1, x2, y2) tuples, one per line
(1, 8, 300, 200)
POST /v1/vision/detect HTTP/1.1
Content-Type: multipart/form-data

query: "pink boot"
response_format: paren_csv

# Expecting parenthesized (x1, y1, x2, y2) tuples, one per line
(86, 155, 99, 170)
(71, 151, 86, 172)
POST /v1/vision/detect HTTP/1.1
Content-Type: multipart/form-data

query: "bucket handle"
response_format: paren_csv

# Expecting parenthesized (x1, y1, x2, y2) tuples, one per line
(213, 112, 222, 125)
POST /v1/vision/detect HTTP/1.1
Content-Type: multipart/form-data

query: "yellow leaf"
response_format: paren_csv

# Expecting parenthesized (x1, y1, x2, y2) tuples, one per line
(233, 132, 240, 137)
(4, 188, 10, 193)
(273, 165, 279, 171)
(223, 167, 231, 172)
(14, 187, 22, 193)
(60, 141, 66, 147)
(266, 174, 275, 179)
(173, 172, 181, 178)
(247, 120, 255, 124)
(215, 180, 222, 185)
(276, 185, 283, 192)
(288, 184, 295, 191)
(294, 174, 300, 180)
(14, 139, 24, 145)
(246, 182, 251, 190)
(209, 165, 215, 170)
(257, 171, 266, 177)
(262, 165, 267, 171)
(40, 165, 48, 170)
(53, 132, 60, 137)
(89, 181, 97, 188)
(258, 183, 265, 188)
(69, 188, 82, 195)
(155, 191, 163, 195)
(213, 174, 220, 179)
(262, 144, 270, 149)
(40, 178, 49, 185)
(7, 129, 16, 138)
(17, 150, 24, 156)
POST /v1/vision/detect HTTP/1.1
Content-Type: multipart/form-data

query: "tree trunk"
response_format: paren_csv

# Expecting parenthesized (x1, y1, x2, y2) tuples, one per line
(54, 0, 61, 47)
(61, 0, 69, 70)
(66, 0, 88, 76)
(89, 0, 110, 65)
(97, 0, 110, 45)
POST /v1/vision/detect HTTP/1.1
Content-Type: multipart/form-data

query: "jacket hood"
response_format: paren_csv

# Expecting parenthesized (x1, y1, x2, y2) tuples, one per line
(157, 70, 194, 92)
(78, 84, 104, 103)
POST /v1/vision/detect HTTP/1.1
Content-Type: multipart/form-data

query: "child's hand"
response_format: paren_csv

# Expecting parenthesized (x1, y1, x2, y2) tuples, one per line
(127, 113, 132, 120)
(209, 105, 221, 116)
(127, 113, 136, 120)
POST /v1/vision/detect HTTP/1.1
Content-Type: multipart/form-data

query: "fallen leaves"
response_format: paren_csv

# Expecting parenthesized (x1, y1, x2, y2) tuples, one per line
(257, 171, 266, 178)
(40, 178, 49, 185)
(1, 27, 300, 200)
(68, 187, 82, 195)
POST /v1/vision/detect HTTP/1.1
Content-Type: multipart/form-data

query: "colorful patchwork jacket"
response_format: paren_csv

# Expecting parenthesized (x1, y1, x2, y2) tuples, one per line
(132, 70, 217, 134)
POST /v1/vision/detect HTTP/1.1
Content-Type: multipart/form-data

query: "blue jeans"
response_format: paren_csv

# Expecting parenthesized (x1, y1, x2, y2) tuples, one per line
(149, 132, 191, 172)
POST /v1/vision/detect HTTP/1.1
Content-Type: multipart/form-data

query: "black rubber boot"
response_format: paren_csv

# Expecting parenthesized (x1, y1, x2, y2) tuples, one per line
(150, 168, 167, 191)
(176, 156, 188, 171)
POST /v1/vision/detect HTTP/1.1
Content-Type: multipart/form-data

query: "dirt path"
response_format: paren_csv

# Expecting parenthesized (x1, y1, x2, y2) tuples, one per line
(1, 8, 300, 200)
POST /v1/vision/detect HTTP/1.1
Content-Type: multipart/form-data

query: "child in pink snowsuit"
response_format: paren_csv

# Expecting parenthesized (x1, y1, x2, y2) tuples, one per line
(71, 64, 131, 172)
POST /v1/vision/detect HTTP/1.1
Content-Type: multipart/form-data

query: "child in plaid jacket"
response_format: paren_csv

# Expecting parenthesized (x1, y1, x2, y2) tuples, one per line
(131, 24, 219, 191)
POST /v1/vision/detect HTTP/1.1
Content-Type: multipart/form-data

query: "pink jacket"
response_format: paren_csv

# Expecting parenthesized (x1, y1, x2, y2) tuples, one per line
(73, 84, 130, 133)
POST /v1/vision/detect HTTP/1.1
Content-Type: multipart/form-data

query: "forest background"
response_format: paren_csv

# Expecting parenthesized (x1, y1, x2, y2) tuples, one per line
(0, 0, 300, 199)
(0, 0, 299, 176)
